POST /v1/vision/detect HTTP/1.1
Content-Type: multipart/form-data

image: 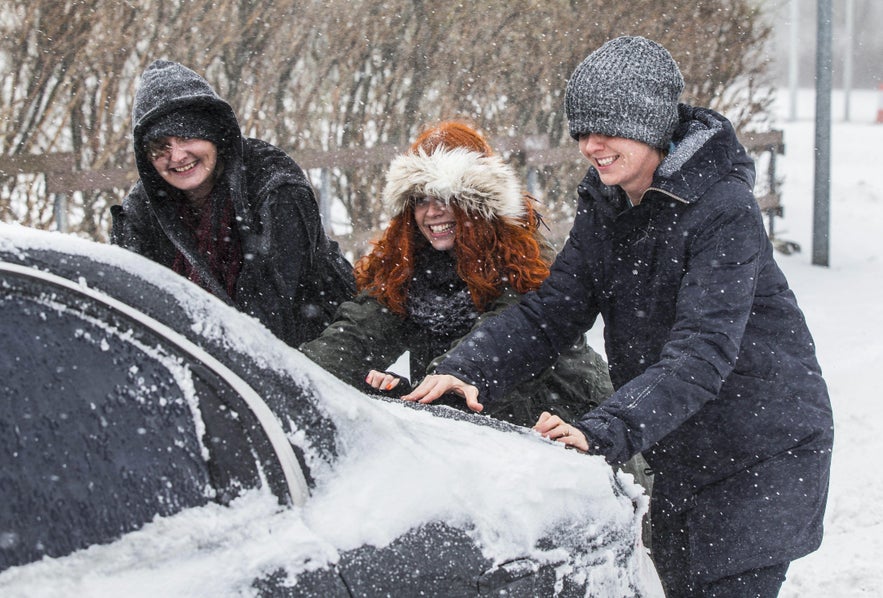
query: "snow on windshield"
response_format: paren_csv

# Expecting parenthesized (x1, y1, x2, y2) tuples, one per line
(0, 223, 305, 379)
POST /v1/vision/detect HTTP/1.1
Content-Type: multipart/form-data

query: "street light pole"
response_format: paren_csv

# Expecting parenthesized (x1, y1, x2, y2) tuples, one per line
(844, 0, 854, 121)
(813, 0, 832, 267)
(788, 0, 800, 121)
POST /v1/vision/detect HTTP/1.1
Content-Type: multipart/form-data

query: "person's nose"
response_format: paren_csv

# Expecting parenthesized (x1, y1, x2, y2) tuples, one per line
(579, 133, 605, 158)
(426, 198, 448, 216)
(168, 140, 189, 161)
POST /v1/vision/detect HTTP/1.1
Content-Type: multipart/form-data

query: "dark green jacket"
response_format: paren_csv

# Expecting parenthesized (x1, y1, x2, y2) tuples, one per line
(301, 286, 612, 427)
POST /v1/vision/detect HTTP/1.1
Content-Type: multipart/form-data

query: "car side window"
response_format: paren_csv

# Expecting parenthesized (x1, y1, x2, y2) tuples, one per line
(0, 272, 258, 569)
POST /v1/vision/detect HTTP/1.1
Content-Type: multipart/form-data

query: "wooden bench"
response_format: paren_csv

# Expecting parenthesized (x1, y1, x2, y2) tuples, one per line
(738, 130, 800, 254)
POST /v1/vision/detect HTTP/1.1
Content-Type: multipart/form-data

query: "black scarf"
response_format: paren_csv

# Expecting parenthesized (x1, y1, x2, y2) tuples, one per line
(406, 250, 479, 354)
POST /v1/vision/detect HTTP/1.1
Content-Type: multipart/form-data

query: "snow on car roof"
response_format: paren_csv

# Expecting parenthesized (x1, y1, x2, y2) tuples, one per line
(0, 222, 301, 374)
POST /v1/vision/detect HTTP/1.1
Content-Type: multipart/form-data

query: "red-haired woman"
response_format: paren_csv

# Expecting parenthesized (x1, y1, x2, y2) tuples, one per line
(300, 121, 613, 426)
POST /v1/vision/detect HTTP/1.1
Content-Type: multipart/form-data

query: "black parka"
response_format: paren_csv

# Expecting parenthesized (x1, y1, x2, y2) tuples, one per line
(111, 60, 355, 348)
(435, 105, 833, 581)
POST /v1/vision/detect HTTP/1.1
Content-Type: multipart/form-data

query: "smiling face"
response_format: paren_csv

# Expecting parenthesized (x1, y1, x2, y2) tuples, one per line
(578, 133, 662, 205)
(147, 136, 219, 205)
(413, 196, 457, 252)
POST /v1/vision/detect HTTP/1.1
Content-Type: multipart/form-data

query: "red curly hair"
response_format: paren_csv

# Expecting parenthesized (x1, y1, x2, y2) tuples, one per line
(354, 120, 551, 316)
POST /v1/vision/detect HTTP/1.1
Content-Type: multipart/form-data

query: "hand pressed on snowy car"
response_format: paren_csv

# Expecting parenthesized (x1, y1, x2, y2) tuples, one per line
(365, 370, 410, 393)
(402, 373, 484, 413)
(533, 412, 588, 453)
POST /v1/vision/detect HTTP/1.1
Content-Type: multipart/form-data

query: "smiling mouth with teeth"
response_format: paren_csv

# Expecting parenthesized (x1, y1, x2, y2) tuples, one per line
(171, 162, 198, 173)
(596, 156, 617, 167)
(429, 223, 455, 234)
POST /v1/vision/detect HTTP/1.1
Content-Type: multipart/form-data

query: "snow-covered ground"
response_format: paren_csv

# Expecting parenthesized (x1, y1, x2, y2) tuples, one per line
(752, 88, 882, 596)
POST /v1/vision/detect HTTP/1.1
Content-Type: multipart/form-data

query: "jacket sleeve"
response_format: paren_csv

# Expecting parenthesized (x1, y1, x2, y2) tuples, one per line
(109, 183, 165, 262)
(299, 294, 409, 390)
(575, 195, 765, 464)
(109, 204, 132, 247)
(247, 183, 322, 300)
(433, 208, 602, 404)
(428, 287, 612, 426)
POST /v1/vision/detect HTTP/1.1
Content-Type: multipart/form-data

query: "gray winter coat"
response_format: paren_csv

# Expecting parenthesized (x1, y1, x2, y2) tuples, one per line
(110, 60, 355, 348)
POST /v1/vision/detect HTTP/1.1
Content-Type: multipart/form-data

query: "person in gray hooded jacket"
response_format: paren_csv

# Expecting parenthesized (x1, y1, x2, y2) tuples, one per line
(111, 60, 355, 348)
(404, 38, 833, 597)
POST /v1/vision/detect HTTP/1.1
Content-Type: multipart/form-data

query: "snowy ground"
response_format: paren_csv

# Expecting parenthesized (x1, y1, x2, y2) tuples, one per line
(736, 89, 882, 596)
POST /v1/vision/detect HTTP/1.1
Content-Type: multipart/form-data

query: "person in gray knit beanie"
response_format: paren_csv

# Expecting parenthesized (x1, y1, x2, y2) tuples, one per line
(565, 35, 685, 149)
(404, 36, 832, 598)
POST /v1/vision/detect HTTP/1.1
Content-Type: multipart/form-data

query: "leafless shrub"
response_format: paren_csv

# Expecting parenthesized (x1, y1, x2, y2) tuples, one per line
(0, 0, 774, 250)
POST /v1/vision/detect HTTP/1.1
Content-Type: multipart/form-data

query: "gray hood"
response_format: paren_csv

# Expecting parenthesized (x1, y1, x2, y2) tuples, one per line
(131, 60, 244, 204)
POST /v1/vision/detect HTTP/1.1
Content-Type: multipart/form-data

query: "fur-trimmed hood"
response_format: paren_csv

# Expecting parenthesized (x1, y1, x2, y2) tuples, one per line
(382, 147, 525, 222)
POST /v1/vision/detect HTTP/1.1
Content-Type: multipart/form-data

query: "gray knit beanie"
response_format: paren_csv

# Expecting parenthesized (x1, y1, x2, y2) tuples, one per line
(143, 107, 226, 146)
(565, 36, 684, 148)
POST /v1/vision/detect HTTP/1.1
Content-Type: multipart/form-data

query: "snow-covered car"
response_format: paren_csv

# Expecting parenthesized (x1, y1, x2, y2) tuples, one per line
(0, 223, 661, 597)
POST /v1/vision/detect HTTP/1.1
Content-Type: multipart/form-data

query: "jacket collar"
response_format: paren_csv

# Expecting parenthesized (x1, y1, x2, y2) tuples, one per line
(578, 105, 756, 208)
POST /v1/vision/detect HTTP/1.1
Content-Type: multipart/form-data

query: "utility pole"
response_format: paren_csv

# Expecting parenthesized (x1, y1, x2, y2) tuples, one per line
(788, 0, 800, 121)
(844, 0, 855, 121)
(813, 0, 832, 267)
